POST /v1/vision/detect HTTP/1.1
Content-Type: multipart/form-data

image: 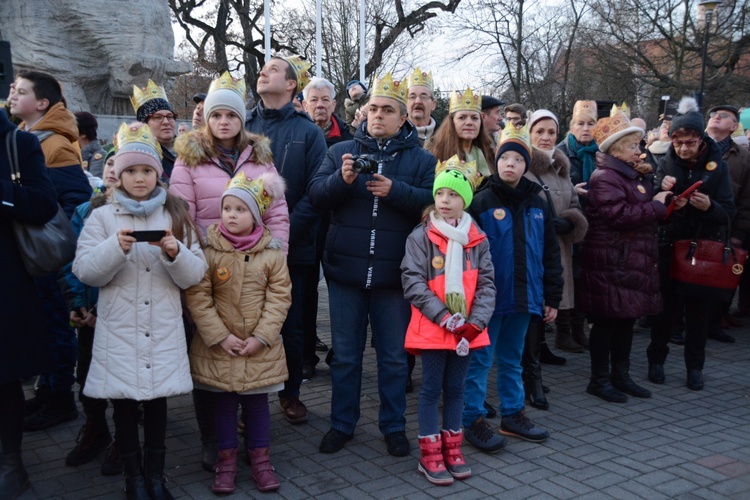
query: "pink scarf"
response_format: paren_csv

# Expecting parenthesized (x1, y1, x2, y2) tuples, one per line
(218, 223, 264, 251)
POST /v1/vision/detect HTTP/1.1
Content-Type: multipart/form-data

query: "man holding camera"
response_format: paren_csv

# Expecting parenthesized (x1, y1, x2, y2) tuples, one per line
(309, 73, 435, 456)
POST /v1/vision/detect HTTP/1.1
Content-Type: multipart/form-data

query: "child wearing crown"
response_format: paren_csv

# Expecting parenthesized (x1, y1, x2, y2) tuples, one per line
(186, 171, 291, 494)
(73, 122, 207, 499)
(400, 156, 495, 485)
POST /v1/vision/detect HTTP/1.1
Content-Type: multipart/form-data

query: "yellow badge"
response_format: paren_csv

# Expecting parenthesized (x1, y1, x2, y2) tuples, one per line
(639, 153, 647, 160)
(216, 267, 230, 281)
(494, 208, 506, 220)
(94, 152, 103, 160)
(706, 161, 717, 171)
(637, 184, 646, 194)
(432, 256, 445, 270)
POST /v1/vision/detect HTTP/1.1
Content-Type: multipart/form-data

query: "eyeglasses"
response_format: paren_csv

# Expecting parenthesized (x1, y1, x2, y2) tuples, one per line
(407, 93, 434, 102)
(709, 111, 736, 121)
(149, 113, 175, 122)
(672, 139, 700, 148)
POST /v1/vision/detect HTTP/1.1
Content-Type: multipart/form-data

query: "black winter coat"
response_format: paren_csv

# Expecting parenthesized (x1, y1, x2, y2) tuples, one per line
(0, 111, 58, 384)
(308, 119, 435, 289)
(579, 153, 666, 319)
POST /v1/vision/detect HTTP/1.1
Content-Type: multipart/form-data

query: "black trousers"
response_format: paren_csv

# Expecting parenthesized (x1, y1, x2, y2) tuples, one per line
(112, 398, 167, 454)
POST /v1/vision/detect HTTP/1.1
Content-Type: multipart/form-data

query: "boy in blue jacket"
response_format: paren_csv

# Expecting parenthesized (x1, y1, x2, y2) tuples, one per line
(462, 122, 563, 452)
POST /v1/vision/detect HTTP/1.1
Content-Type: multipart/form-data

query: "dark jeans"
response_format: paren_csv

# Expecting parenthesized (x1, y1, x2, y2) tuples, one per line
(301, 263, 321, 366)
(215, 392, 269, 450)
(112, 398, 167, 455)
(279, 264, 317, 399)
(76, 325, 108, 420)
(35, 275, 77, 393)
(417, 349, 470, 436)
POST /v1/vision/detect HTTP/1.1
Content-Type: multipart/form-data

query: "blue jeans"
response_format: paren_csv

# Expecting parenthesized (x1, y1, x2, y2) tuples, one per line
(418, 349, 471, 436)
(327, 281, 409, 435)
(463, 312, 530, 426)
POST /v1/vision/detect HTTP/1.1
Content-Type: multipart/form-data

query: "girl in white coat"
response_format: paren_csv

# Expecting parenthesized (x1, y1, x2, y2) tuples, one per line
(73, 122, 207, 500)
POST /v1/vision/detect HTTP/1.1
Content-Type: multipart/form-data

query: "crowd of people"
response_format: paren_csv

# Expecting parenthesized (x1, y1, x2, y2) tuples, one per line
(1, 57, 749, 498)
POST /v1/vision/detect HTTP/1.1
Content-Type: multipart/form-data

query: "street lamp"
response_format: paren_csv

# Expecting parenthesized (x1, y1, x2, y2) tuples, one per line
(696, 0, 722, 111)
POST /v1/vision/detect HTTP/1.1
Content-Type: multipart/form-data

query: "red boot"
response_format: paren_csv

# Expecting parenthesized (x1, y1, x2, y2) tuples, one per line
(248, 448, 279, 492)
(441, 430, 471, 479)
(212, 448, 237, 494)
(418, 435, 453, 485)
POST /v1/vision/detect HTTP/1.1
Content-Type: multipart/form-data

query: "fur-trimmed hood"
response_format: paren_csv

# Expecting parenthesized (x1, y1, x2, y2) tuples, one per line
(529, 147, 570, 178)
(174, 129, 274, 167)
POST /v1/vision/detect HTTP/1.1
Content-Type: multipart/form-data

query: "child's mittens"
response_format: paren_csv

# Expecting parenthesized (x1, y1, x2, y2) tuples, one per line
(454, 323, 482, 343)
(440, 312, 466, 332)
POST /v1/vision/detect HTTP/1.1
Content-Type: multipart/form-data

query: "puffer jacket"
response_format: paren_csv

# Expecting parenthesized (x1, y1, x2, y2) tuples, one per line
(245, 100, 327, 265)
(723, 141, 750, 241)
(308, 119, 436, 290)
(72, 190, 207, 400)
(579, 153, 666, 319)
(468, 175, 563, 316)
(169, 130, 290, 249)
(187, 224, 291, 392)
(401, 216, 495, 353)
(525, 148, 588, 309)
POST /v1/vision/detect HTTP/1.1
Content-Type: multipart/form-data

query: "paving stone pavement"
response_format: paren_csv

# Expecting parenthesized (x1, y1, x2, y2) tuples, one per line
(16, 283, 750, 499)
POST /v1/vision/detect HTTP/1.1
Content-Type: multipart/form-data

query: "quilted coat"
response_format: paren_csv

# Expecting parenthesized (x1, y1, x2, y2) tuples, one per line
(578, 153, 667, 319)
(72, 191, 207, 400)
(170, 130, 290, 248)
(525, 148, 588, 309)
(187, 224, 291, 392)
(401, 217, 495, 353)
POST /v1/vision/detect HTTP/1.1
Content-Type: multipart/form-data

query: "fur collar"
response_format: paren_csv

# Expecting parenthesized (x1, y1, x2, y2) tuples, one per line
(174, 129, 274, 167)
(529, 147, 570, 178)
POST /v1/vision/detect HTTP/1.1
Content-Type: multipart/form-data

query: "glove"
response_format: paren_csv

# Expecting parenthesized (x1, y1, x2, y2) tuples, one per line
(454, 323, 482, 342)
(553, 217, 574, 235)
(440, 312, 466, 332)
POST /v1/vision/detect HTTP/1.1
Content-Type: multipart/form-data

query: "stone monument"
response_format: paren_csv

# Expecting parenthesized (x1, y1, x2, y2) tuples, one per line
(0, 0, 190, 114)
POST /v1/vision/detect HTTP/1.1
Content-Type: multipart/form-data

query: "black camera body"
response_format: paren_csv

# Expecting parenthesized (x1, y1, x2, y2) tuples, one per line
(351, 154, 379, 174)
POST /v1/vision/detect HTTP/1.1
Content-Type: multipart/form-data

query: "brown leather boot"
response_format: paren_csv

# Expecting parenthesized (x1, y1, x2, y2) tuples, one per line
(570, 308, 590, 349)
(555, 310, 584, 353)
(248, 448, 280, 492)
(212, 449, 237, 494)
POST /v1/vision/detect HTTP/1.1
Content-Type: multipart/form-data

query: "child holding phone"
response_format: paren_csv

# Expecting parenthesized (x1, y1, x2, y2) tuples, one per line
(73, 122, 207, 499)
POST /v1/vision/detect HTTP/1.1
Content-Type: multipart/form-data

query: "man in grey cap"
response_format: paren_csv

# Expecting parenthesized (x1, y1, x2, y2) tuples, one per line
(481, 95, 505, 150)
(192, 92, 206, 129)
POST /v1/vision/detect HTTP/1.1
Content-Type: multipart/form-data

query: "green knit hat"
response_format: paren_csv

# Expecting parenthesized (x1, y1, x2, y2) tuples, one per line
(433, 169, 474, 208)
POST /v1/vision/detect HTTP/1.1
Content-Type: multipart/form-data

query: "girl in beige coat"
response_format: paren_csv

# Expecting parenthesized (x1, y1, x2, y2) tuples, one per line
(186, 171, 291, 494)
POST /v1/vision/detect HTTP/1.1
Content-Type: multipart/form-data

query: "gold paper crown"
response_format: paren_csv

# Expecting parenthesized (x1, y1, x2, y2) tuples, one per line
(224, 171, 273, 216)
(611, 102, 630, 118)
(130, 80, 168, 113)
(449, 88, 481, 114)
(573, 100, 598, 122)
(209, 71, 246, 100)
(435, 154, 480, 191)
(115, 122, 163, 158)
(407, 68, 434, 91)
(499, 121, 532, 155)
(732, 123, 745, 137)
(371, 73, 407, 105)
(284, 55, 312, 94)
(594, 111, 643, 152)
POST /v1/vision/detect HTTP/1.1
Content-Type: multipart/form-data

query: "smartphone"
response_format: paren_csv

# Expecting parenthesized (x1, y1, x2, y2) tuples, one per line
(129, 230, 167, 242)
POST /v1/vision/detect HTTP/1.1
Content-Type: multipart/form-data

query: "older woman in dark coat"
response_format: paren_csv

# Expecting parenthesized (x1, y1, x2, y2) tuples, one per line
(579, 110, 671, 403)
(0, 109, 58, 498)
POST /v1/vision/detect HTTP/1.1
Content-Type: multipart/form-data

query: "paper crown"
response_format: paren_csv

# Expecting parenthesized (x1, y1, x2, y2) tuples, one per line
(371, 72, 407, 105)
(732, 123, 746, 137)
(573, 100, 598, 122)
(449, 88, 481, 114)
(435, 154, 480, 191)
(130, 80, 168, 114)
(115, 122, 163, 158)
(594, 111, 643, 153)
(209, 71, 246, 100)
(407, 68, 434, 91)
(611, 102, 630, 118)
(284, 55, 312, 94)
(224, 171, 274, 216)
(499, 121, 532, 154)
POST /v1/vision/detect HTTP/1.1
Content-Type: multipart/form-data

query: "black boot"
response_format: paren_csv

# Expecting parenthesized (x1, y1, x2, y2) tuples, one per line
(540, 340, 566, 365)
(570, 308, 590, 349)
(24, 380, 49, 417)
(522, 320, 549, 410)
(191, 389, 216, 472)
(24, 391, 78, 432)
(555, 309, 585, 353)
(65, 418, 112, 466)
(144, 448, 174, 500)
(121, 449, 149, 500)
(611, 362, 652, 398)
(0, 452, 30, 500)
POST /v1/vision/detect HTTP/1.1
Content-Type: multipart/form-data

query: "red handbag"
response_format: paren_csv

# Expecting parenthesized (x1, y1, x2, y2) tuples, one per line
(670, 227, 748, 301)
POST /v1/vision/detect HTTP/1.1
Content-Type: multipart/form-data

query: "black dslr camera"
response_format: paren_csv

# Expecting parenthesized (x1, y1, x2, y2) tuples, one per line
(351, 154, 379, 174)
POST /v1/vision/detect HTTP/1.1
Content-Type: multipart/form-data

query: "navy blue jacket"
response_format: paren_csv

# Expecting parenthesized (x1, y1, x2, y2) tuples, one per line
(246, 100, 327, 265)
(0, 110, 58, 383)
(308, 119, 436, 290)
(468, 175, 563, 316)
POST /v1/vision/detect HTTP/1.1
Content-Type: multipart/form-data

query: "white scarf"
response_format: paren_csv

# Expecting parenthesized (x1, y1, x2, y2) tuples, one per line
(430, 211, 472, 316)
